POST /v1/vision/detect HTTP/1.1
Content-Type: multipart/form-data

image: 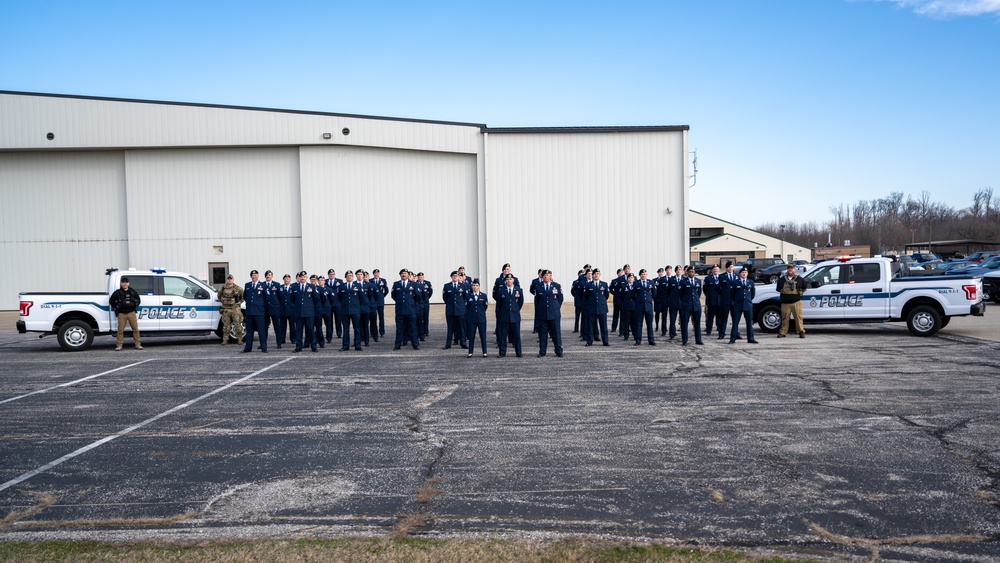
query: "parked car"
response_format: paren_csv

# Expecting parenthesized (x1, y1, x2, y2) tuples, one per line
(690, 260, 713, 275)
(946, 255, 1000, 276)
(754, 263, 806, 285)
(963, 250, 1000, 263)
(982, 271, 1000, 303)
(910, 252, 940, 263)
(741, 257, 786, 276)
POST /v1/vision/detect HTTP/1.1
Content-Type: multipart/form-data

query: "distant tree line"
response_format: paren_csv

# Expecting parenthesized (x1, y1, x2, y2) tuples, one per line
(756, 188, 1000, 254)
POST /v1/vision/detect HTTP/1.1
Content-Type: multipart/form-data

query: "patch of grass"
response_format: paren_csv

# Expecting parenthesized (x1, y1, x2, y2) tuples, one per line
(0, 538, 809, 562)
(0, 492, 57, 531)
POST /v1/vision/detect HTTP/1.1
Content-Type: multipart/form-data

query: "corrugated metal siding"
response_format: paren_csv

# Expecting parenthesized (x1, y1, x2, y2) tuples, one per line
(0, 93, 481, 155)
(299, 145, 479, 301)
(484, 131, 687, 295)
(123, 148, 302, 281)
(0, 151, 129, 308)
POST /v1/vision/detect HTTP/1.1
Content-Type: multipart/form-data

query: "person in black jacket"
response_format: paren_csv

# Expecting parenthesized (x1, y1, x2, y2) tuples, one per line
(109, 277, 143, 351)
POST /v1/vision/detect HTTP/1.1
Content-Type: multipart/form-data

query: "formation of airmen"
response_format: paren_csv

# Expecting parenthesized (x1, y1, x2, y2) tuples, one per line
(214, 260, 761, 357)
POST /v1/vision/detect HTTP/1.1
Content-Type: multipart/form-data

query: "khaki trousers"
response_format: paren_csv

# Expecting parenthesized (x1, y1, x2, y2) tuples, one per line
(116, 311, 141, 347)
(780, 300, 804, 336)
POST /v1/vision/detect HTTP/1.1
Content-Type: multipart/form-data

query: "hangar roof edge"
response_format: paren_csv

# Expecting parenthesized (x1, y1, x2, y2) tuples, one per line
(0, 90, 488, 129)
(484, 125, 689, 133)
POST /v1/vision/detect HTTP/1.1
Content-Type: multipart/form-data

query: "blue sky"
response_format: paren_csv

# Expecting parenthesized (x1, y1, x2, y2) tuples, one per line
(2, 0, 997, 227)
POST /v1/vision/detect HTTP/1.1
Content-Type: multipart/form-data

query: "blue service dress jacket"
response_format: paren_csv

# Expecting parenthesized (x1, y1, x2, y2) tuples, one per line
(289, 282, 317, 317)
(244, 281, 267, 316)
(632, 279, 656, 313)
(465, 292, 488, 324)
(338, 281, 363, 315)
(391, 280, 421, 316)
(442, 281, 469, 316)
(679, 276, 704, 312)
(730, 278, 756, 312)
(584, 280, 610, 315)
(495, 285, 524, 322)
(535, 282, 564, 320)
(703, 274, 720, 307)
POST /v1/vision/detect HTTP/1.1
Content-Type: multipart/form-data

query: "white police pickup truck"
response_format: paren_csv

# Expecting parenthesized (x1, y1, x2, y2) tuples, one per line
(753, 256, 986, 337)
(17, 268, 239, 351)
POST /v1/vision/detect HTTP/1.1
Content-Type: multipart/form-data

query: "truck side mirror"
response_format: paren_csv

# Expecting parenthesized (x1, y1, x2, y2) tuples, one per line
(810, 281, 820, 289)
(196, 289, 209, 299)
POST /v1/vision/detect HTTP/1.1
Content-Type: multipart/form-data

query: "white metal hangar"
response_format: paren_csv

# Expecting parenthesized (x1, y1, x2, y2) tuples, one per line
(0, 91, 691, 310)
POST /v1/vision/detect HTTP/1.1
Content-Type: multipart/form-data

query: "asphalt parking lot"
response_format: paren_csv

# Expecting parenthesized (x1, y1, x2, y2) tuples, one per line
(1, 306, 999, 561)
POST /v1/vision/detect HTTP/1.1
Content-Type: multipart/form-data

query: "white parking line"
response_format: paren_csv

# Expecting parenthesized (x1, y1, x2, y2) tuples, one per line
(0, 357, 295, 493)
(0, 360, 154, 406)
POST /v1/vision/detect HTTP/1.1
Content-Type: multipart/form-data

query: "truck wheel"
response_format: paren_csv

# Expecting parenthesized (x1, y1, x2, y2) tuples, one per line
(992, 290, 1000, 304)
(906, 305, 941, 337)
(57, 320, 94, 351)
(757, 303, 781, 333)
(768, 274, 779, 284)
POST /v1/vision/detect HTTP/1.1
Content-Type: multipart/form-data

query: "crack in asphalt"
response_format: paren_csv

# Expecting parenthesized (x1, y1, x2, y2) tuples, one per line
(396, 385, 457, 535)
(802, 378, 1000, 520)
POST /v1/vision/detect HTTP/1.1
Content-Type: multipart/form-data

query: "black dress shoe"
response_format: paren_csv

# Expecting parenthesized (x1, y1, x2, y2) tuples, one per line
(649, 342, 656, 346)
(355, 346, 363, 351)
(516, 353, 523, 357)
(412, 346, 420, 350)
(293, 348, 302, 353)
(262, 349, 268, 353)
(393, 346, 401, 350)
(499, 353, 506, 357)
(748, 340, 759, 344)
(729, 340, 735, 344)
(717, 335, 725, 340)
(241, 349, 252, 353)
(467, 353, 473, 358)
(538, 353, 545, 357)
(555, 352, 563, 357)
(603, 342, 609, 346)
(634, 342, 641, 346)
(443, 345, 451, 350)
(340, 347, 349, 351)
(585, 343, 592, 347)
(799, 333, 805, 338)
(696, 341, 704, 345)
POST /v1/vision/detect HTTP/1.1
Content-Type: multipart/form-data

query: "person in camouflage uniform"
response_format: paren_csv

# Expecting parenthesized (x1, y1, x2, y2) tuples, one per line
(219, 274, 245, 345)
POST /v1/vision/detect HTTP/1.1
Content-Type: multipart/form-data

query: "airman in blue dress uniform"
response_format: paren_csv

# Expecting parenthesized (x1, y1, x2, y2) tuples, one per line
(702, 265, 720, 337)
(465, 280, 489, 357)
(262, 270, 282, 349)
(678, 266, 705, 345)
(277, 274, 293, 348)
(243, 270, 269, 353)
(717, 261, 737, 339)
(729, 267, 758, 344)
(391, 268, 421, 350)
(535, 270, 564, 357)
(289, 271, 317, 352)
(371, 269, 389, 337)
(495, 273, 524, 357)
(442, 271, 469, 349)
(339, 270, 363, 351)
(632, 269, 657, 345)
(583, 268, 611, 346)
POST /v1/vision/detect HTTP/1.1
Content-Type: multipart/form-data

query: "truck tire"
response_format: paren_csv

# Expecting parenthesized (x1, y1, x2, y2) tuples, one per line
(768, 274, 779, 284)
(214, 321, 245, 340)
(906, 305, 941, 337)
(757, 303, 781, 333)
(57, 320, 95, 351)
